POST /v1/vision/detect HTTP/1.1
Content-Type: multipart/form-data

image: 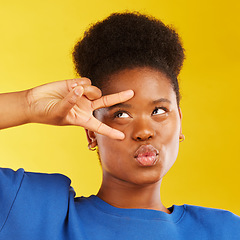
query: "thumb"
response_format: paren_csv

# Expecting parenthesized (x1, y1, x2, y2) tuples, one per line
(55, 86, 84, 118)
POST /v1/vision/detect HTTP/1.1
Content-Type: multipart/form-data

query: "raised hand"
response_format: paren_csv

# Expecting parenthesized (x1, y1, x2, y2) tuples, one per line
(26, 78, 134, 139)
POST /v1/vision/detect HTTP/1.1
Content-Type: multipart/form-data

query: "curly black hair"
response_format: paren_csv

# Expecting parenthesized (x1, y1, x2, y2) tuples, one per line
(72, 12, 185, 105)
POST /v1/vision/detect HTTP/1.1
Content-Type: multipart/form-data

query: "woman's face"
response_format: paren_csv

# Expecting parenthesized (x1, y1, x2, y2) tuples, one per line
(89, 67, 182, 186)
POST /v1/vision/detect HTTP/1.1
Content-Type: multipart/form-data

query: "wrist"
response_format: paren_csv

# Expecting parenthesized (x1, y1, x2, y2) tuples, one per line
(0, 90, 32, 130)
(22, 89, 33, 124)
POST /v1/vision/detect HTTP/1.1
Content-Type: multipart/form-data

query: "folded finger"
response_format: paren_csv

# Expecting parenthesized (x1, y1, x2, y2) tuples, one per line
(67, 78, 92, 91)
(82, 85, 102, 101)
(56, 86, 84, 118)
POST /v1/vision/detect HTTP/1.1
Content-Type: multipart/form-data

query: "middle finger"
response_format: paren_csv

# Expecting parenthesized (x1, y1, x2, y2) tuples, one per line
(91, 90, 134, 110)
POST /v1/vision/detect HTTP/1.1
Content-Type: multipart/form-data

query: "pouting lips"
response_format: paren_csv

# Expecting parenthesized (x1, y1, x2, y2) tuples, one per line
(134, 144, 159, 166)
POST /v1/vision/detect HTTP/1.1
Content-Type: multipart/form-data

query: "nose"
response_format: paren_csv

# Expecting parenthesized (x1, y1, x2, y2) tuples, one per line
(131, 118, 155, 141)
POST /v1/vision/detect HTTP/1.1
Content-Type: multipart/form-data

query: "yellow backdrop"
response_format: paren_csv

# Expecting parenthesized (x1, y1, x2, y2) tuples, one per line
(0, 0, 239, 214)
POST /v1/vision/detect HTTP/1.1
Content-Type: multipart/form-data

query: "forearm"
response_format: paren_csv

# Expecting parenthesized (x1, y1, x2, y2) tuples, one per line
(0, 90, 30, 129)
(0, 78, 132, 139)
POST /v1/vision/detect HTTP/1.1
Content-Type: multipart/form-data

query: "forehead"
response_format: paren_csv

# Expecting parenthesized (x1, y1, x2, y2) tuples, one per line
(102, 67, 177, 104)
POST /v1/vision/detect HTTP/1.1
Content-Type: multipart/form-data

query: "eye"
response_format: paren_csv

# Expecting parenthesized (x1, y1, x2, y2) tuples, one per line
(152, 107, 167, 116)
(114, 111, 130, 118)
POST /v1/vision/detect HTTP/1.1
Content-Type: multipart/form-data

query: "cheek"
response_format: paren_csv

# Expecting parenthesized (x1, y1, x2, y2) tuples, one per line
(156, 114, 180, 142)
(96, 135, 125, 168)
(157, 116, 180, 156)
(96, 135, 110, 160)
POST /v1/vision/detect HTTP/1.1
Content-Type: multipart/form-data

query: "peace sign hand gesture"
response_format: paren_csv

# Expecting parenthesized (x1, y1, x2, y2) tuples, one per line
(27, 78, 134, 139)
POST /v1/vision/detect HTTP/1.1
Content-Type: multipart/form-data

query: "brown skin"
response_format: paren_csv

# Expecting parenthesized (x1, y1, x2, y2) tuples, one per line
(0, 67, 181, 213)
(0, 78, 134, 139)
(86, 67, 182, 213)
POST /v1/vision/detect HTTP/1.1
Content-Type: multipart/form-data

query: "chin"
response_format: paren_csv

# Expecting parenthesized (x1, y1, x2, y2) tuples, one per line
(126, 170, 163, 186)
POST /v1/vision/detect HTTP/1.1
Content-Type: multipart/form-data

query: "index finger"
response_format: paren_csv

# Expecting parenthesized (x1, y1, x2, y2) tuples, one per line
(83, 116, 125, 140)
(91, 90, 134, 110)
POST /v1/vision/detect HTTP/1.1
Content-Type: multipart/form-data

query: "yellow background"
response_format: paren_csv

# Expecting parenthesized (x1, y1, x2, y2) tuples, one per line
(0, 0, 239, 214)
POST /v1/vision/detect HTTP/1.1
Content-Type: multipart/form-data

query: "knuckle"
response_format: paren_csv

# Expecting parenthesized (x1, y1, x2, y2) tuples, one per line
(85, 115, 92, 124)
(96, 122, 103, 133)
(67, 96, 76, 105)
(90, 100, 95, 110)
(102, 95, 108, 107)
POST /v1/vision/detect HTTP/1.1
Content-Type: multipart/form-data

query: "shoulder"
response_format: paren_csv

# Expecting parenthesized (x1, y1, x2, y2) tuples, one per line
(0, 167, 72, 195)
(182, 204, 240, 237)
(0, 168, 75, 233)
(0, 167, 75, 218)
(184, 204, 240, 221)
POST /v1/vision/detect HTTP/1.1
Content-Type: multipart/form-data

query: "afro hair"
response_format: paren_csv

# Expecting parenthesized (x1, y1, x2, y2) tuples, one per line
(72, 12, 185, 105)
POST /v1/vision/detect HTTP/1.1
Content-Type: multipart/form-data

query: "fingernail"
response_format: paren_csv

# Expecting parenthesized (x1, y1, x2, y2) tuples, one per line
(74, 87, 83, 96)
(123, 90, 134, 97)
(116, 131, 125, 140)
(71, 83, 78, 88)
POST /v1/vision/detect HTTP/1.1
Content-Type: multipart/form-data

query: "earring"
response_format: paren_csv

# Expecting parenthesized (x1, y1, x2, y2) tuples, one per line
(179, 134, 185, 142)
(88, 142, 97, 151)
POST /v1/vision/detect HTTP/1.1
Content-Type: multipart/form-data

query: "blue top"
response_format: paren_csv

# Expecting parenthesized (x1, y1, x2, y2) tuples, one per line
(0, 168, 240, 240)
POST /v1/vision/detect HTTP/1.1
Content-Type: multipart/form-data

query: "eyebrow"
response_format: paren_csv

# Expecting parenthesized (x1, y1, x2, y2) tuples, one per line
(107, 103, 132, 111)
(153, 98, 172, 104)
(107, 98, 171, 111)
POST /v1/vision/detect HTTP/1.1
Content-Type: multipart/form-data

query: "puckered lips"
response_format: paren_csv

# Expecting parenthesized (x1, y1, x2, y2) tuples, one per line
(134, 144, 159, 166)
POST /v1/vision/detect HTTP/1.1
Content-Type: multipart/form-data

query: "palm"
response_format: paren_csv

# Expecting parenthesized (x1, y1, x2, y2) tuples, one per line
(66, 94, 95, 126)
(27, 78, 134, 139)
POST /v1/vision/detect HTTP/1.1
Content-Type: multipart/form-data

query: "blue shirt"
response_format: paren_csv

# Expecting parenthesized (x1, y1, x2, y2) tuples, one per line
(0, 168, 240, 240)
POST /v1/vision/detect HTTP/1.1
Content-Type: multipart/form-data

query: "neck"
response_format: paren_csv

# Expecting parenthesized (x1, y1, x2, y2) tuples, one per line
(97, 175, 170, 213)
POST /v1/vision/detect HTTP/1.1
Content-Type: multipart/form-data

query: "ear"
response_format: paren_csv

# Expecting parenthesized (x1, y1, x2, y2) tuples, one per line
(178, 107, 184, 139)
(178, 107, 183, 132)
(178, 107, 182, 121)
(85, 129, 98, 148)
